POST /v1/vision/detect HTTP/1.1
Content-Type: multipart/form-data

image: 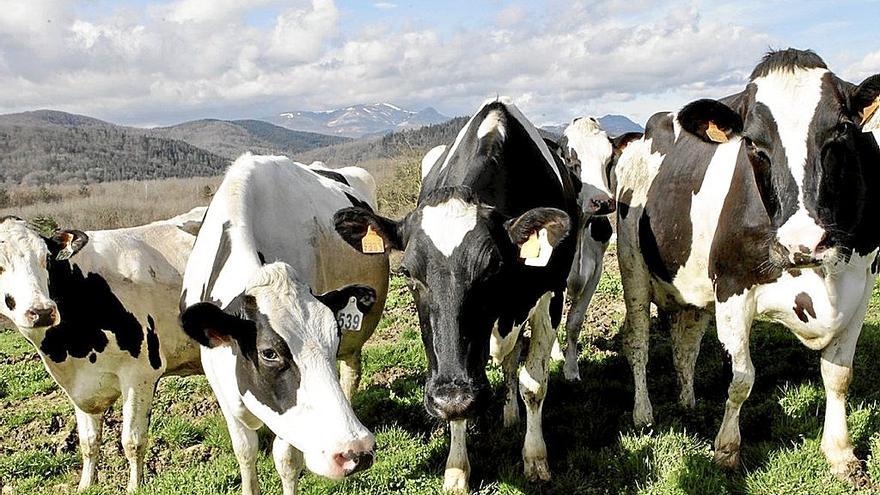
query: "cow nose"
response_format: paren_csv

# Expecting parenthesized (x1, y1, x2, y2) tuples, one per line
(787, 244, 822, 267)
(26, 305, 58, 327)
(332, 438, 375, 476)
(588, 195, 616, 216)
(426, 379, 477, 420)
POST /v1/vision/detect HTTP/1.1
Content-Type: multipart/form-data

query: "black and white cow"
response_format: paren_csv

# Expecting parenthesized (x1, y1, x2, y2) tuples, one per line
(615, 49, 880, 481)
(334, 98, 580, 491)
(553, 117, 642, 380)
(0, 208, 206, 492)
(179, 154, 389, 495)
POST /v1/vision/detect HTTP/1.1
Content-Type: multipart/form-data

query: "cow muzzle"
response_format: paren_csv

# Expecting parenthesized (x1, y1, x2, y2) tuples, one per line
(23, 303, 59, 328)
(586, 194, 616, 216)
(331, 437, 375, 477)
(425, 377, 480, 420)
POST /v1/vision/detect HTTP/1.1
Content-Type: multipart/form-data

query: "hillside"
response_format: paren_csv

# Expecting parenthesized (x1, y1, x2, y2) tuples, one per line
(150, 119, 348, 160)
(264, 103, 450, 138)
(0, 110, 227, 185)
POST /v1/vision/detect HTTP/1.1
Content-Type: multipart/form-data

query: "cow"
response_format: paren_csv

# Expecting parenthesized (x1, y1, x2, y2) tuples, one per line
(0, 208, 206, 493)
(615, 48, 880, 482)
(554, 117, 642, 380)
(333, 97, 581, 492)
(179, 154, 389, 495)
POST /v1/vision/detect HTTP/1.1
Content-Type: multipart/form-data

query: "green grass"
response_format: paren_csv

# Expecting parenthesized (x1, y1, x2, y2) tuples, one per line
(3, 246, 880, 494)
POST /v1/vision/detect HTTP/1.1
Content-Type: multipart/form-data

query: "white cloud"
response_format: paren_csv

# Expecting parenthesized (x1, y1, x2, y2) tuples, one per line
(0, 0, 873, 127)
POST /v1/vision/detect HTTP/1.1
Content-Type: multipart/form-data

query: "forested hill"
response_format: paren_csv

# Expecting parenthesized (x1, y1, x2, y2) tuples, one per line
(0, 110, 227, 184)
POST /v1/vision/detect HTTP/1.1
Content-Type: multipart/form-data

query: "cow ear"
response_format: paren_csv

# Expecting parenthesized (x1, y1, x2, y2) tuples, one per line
(46, 230, 89, 260)
(180, 302, 254, 348)
(334, 207, 404, 254)
(678, 99, 743, 143)
(850, 74, 880, 130)
(315, 285, 377, 314)
(506, 207, 571, 265)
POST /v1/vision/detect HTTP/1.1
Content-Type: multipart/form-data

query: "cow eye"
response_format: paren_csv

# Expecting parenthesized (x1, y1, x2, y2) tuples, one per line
(836, 121, 855, 135)
(259, 349, 280, 362)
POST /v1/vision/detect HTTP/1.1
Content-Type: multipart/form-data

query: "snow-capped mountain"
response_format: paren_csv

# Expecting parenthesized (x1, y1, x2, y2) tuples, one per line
(262, 103, 450, 138)
(541, 115, 644, 138)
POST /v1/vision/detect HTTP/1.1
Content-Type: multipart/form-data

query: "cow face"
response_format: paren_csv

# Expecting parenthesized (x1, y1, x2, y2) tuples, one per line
(180, 262, 377, 480)
(679, 49, 880, 268)
(0, 217, 87, 329)
(334, 188, 571, 420)
(560, 117, 615, 215)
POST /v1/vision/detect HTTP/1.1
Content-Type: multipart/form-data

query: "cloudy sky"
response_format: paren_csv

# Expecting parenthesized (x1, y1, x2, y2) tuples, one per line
(0, 0, 877, 127)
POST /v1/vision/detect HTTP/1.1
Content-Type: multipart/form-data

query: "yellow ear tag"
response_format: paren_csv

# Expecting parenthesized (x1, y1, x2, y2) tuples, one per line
(520, 231, 540, 259)
(861, 97, 880, 132)
(361, 225, 385, 254)
(523, 228, 553, 267)
(706, 121, 728, 143)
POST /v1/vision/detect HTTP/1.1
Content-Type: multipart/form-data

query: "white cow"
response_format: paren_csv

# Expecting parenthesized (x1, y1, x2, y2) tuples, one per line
(179, 154, 389, 495)
(0, 209, 204, 493)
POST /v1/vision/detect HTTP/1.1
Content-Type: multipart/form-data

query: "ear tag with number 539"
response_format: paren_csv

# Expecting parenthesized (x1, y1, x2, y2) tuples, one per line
(336, 296, 363, 332)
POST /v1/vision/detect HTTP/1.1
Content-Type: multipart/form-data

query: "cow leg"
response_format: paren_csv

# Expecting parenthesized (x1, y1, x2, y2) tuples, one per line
(272, 437, 304, 495)
(563, 255, 604, 381)
(74, 406, 104, 492)
(502, 336, 523, 427)
(227, 415, 261, 495)
(820, 285, 870, 482)
(619, 259, 653, 427)
(713, 295, 756, 469)
(443, 419, 469, 493)
(520, 292, 555, 482)
(339, 350, 362, 402)
(669, 308, 711, 408)
(120, 379, 156, 493)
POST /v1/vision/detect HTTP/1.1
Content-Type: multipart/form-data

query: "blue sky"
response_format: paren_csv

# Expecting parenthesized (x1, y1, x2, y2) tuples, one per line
(0, 0, 877, 126)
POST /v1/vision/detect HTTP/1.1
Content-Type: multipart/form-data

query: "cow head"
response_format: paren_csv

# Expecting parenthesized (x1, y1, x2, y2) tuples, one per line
(334, 187, 571, 421)
(180, 262, 378, 480)
(678, 49, 880, 268)
(559, 118, 644, 216)
(0, 216, 87, 329)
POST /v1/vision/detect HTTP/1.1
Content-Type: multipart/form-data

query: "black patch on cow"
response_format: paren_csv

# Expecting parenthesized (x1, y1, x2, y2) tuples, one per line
(618, 189, 633, 220)
(88, 352, 96, 363)
(146, 314, 162, 370)
(311, 168, 350, 186)
(39, 261, 144, 363)
(202, 221, 233, 301)
(644, 112, 676, 154)
(178, 288, 188, 315)
(345, 192, 373, 212)
(4, 294, 15, 310)
(793, 292, 817, 323)
(750, 48, 827, 80)
(257, 251, 266, 265)
(587, 216, 613, 243)
(872, 254, 880, 275)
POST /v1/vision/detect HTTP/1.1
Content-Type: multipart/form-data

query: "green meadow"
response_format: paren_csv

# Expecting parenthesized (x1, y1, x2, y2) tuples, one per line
(3, 246, 880, 494)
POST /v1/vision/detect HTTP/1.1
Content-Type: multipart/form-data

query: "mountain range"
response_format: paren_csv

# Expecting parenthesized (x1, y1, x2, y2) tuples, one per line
(541, 114, 644, 137)
(263, 103, 450, 138)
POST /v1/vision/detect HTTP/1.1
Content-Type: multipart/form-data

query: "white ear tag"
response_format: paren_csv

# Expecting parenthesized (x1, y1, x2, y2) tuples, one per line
(336, 296, 363, 332)
(524, 228, 553, 267)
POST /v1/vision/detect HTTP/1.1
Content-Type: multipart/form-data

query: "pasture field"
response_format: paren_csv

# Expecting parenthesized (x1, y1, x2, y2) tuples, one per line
(2, 171, 880, 494)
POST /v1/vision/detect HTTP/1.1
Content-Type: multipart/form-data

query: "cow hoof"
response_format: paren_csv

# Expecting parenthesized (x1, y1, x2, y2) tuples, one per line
(713, 446, 740, 470)
(524, 457, 551, 482)
(831, 459, 870, 488)
(443, 467, 469, 493)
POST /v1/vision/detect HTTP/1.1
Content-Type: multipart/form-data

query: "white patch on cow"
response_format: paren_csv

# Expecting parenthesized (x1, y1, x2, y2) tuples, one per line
(563, 117, 613, 197)
(754, 67, 828, 251)
(477, 109, 506, 140)
(421, 145, 447, 180)
(672, 137, 742, 306)
(614, 137, 664, 209)
(671, 112, 682, 142)
(420, 198, 478, 257)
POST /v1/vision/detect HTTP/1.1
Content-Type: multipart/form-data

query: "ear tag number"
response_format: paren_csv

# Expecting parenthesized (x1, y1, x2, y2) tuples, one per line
(361, 225, 385, 254)
(706, 121, 728, 143)
(522, 228, 553, 267)
(862, 97, 880, 132)
(337, 296, 363, 332)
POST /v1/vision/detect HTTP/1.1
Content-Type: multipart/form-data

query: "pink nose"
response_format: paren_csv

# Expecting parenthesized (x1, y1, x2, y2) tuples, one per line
(26, 304, 59, 327)
(331, 438, 375, 476)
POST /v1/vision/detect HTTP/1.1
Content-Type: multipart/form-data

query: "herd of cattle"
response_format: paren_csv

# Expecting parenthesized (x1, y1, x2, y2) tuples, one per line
(2, 48, 880, 494)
